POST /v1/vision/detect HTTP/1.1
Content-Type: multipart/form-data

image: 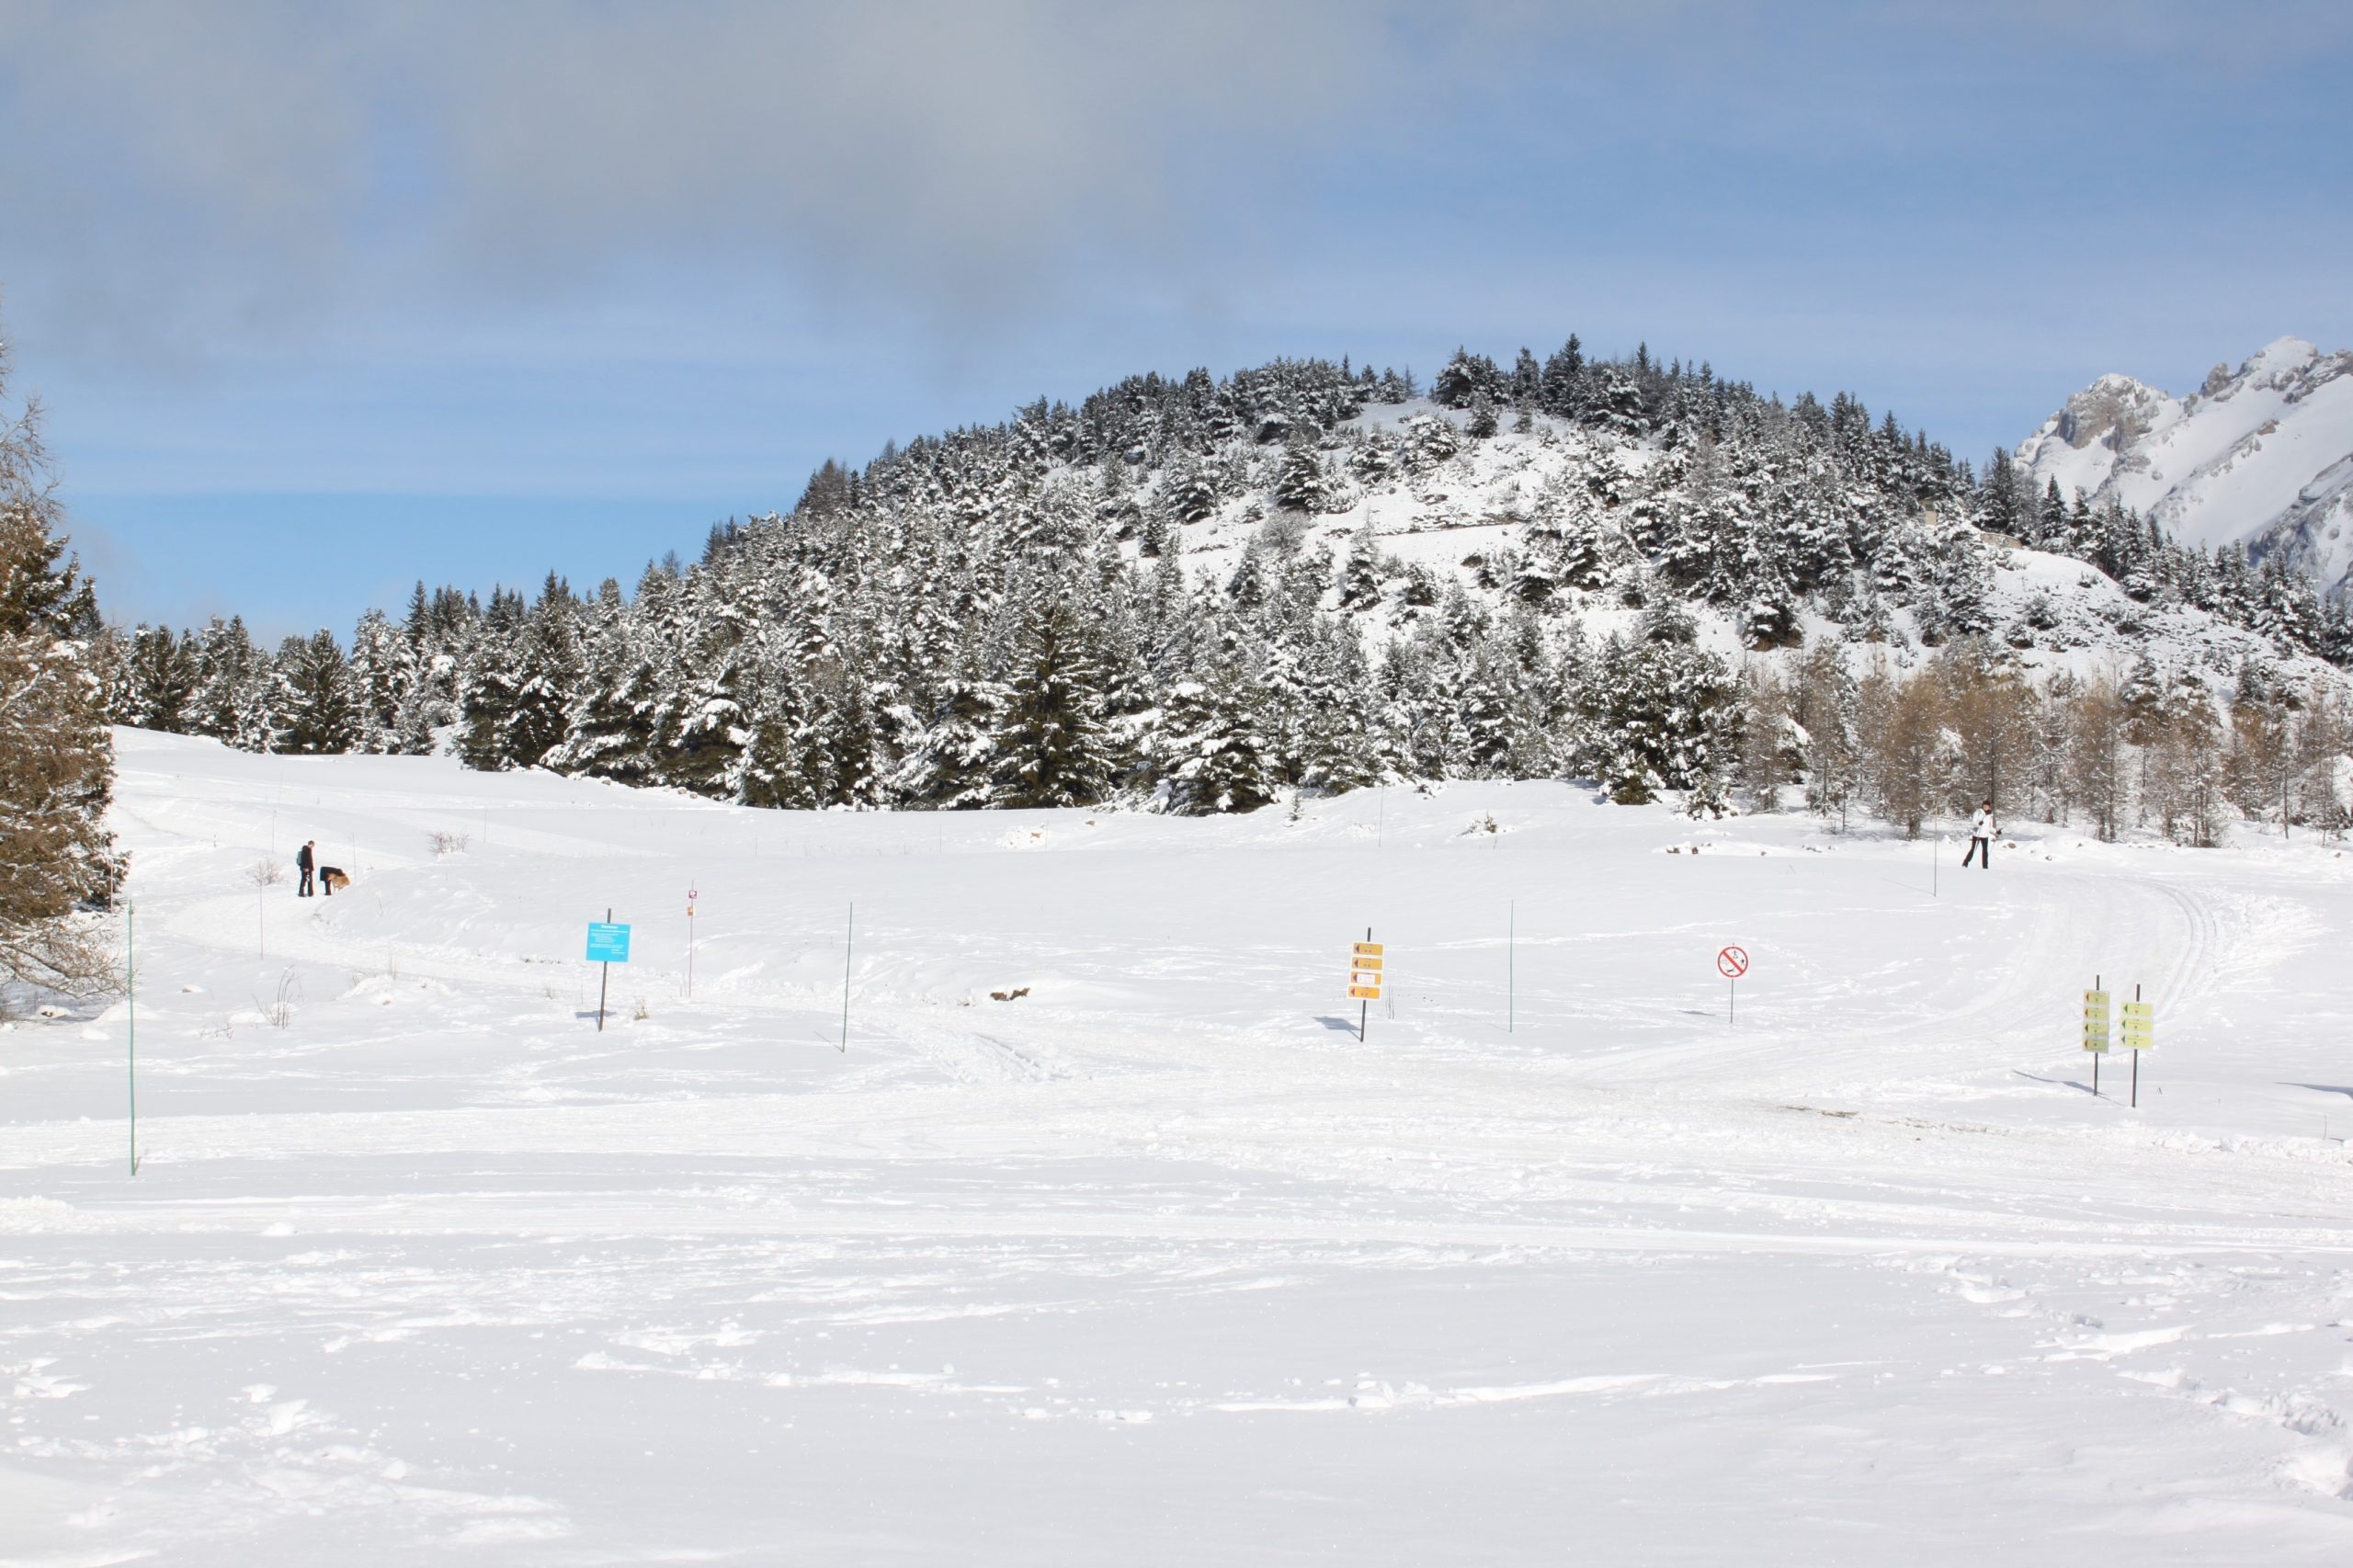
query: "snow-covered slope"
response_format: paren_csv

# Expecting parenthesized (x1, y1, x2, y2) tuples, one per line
(2018, 337, 2353, 594)
(6, 732, 2353, 1562)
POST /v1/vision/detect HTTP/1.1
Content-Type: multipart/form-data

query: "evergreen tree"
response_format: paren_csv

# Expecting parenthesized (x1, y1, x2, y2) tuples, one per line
(0, 338, 122, 994)
(276, 630, 359, 755)
(897, 651, 1006, 809)
(1274, 434, 1335, 513)
(124, 624, 199, 733)
(458, 588, 527, 770)
(1336, 516, 1384, 611)
(346, 609, 409, 753)
(990, 590, 1114, 807)
(1574, 635, 1736, 807)
(502, 574, 582, 769)
(1160, 613, 1280, 814)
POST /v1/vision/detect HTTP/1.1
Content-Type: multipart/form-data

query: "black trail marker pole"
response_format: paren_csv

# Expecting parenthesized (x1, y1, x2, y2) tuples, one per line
(840, 901, 853, 1052)
(1346, 930, 1383, 1041)
(2131, 983, 2142, 1108)
(597, 905, 612, 1032)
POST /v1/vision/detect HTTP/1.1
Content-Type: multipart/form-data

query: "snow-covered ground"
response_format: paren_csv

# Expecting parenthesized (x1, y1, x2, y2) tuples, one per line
(7, 730, 2353, 1563)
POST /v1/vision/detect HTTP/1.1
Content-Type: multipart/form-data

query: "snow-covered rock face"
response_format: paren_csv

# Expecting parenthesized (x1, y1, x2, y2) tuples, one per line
(2018, 337, 2353, 595)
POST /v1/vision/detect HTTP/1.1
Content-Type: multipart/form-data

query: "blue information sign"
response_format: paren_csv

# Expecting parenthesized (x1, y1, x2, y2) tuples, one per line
(585, 922, 631, 963)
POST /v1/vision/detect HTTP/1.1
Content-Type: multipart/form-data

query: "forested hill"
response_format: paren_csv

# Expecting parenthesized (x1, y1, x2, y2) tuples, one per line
(104, 340, 2353, 836)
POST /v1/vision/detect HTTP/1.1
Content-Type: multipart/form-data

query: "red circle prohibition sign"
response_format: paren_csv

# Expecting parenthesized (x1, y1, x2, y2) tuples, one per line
(1717, 945, 1749, 979)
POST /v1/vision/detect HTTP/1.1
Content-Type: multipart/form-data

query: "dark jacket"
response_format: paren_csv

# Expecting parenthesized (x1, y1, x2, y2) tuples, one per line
(296, 845, 313, 869)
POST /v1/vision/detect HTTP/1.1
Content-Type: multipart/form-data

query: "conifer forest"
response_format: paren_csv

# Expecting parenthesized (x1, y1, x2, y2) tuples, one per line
(104, 343, 2353, 841)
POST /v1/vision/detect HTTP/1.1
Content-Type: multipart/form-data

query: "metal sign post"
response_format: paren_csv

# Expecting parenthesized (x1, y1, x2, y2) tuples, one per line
(840, 902, 853, 1053)
(686, 886, 699, 1000)
(1348, 931, 1383, 1041)
(2121, 986, 2154, 1108)
(2082, 975, 2109, 1097)
(1717, 945, 1749, 1023)
(585, 912, 631, 1031)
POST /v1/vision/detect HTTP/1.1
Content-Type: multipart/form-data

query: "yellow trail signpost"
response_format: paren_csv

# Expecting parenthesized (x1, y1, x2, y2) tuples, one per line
(2082, 981, 2110, 1097)
(2121, 991, 2154, 1107)
(1349, 934, 1382, 1040)
(2080, 978, 2156, 1105)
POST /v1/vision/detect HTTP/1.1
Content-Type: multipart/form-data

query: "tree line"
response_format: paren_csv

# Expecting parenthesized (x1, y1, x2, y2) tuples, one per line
(96, 342, 2353, 841)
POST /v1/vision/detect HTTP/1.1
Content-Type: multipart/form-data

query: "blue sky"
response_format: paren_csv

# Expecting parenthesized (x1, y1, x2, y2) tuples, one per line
(3, 1, 2347, 642)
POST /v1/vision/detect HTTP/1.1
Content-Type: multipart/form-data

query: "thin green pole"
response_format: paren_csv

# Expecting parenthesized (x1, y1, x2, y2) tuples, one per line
(127, 899, 138, 1176)
(839, 901, 853, 1052)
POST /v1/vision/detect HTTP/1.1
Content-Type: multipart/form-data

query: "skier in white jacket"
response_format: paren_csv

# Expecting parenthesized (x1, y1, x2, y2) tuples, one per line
(1962, 800, 1996, 869)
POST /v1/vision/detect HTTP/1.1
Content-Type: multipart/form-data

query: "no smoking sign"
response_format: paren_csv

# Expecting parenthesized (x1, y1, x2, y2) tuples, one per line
(1717, 945, 1749, 1023)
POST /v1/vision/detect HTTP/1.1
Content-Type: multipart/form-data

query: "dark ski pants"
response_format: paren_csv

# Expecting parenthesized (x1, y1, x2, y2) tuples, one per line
(1962, 836, 1991, 869)
(298, 868, 313, 896)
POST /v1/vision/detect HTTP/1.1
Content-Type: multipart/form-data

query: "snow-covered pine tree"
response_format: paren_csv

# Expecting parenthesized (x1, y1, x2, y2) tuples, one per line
(499, 574, 582, 769)
(123, 624, 199, 733)
(1575, 633, 1737, 807)
(894, 645, 1005, 810)
(1790, 634, 1861, 829)
(346, 608, 409, 753)
(1274, 432, 1336, 515)
(989, 586, 1115, 808)
(0, 337, 122, 994)
(275, 630, 359, 755)
(554, 569, 671, 786)
(1159, 609, 1280, 815)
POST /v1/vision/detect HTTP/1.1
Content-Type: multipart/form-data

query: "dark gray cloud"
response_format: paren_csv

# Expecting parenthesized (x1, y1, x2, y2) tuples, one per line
(0, 1, 2341, 377)
(0, 1, 1469, 362)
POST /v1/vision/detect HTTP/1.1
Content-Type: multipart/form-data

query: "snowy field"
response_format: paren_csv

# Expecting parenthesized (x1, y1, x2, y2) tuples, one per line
(7, 729, 2353, 1564)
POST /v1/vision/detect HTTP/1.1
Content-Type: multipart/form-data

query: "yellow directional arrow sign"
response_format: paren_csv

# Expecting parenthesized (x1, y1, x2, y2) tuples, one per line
(2081, 989, 2110, 1053)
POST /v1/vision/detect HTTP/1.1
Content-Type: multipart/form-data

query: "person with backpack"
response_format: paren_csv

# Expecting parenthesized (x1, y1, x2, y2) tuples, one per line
(1962, 801, 1996, 869)
(296, 839, 316, 897)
